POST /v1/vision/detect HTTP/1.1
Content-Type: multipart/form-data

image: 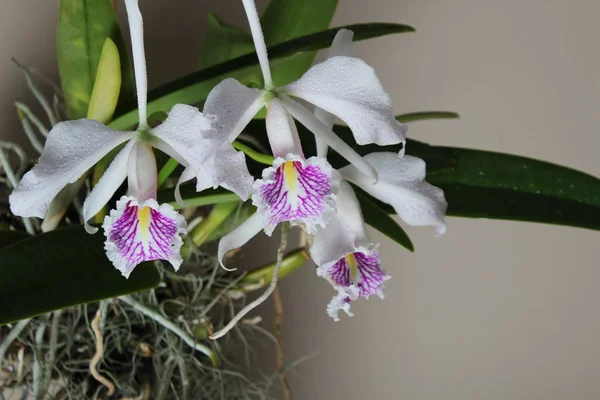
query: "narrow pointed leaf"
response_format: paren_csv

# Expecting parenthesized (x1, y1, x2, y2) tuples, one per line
(396, 111, 459, 123)
(345, 136, 600, 231)
(109, 23, 414, 130)
(0, 227, 160, 325)
(199, 13, 255, 69)
(261, 0, 338, 86)
(57, 0, 134, 119)
(354, 187, 414, 251)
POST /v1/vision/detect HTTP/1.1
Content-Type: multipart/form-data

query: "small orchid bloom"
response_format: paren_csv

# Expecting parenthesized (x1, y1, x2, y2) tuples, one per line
(9, 0, 251, 277)
(310, 181, 390, 321)
(311, 153, 448, 319)
(307, 29, 447, 319)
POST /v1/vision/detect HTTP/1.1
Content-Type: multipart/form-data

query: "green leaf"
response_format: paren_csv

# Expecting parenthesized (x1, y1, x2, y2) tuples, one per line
(190, 201, 240, 246)
(0, 227, 160, 325)
(57, 0, 134, 119)
(354, 188, 414, 251)
(157, 185, 240, 210)
(199, 13, 255, 69)
(109, 23, 414, 131)
(0, 230, 30, 250)
(87, 37, 121, 123)
(425, 148, 600, 230)
(205, 202, 257, 243)
(340, 135, 600, 231)
(261, 0, 338, 86)
(396, 111, 459, 123)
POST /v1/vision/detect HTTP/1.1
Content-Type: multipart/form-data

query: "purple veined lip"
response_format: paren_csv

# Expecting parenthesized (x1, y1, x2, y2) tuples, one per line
(327, 249, 387, 298)
(103, 196, 186, 277)
(256, 157, 334, 232)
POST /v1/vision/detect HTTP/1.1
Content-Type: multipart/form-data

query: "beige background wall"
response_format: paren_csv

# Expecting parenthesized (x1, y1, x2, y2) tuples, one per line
(2, 1, 600, 399)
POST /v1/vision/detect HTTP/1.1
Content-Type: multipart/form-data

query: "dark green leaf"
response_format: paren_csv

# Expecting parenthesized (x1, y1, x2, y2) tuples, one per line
(0, 230, 30, 250)
(0, 227, 160, 325)
(261, 0, 338, 86)
(199, 13, 255, 69)
(396, 111, 459, 123)
(109, 23, 414, 131)
(342, 137, 600, 231)
(57, 0, 134, 119)
(354, 188, 414, 251)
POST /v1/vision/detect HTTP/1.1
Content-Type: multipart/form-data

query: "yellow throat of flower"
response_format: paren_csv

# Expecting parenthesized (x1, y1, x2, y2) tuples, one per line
(345, 253, 359, 284)
(283, 161, 298, 196)
(138, 206, 151, 242)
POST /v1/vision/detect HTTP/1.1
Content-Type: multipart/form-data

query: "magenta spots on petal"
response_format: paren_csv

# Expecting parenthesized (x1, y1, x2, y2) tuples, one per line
(258, 160, 331, 229)
(327, 250, 385, 297)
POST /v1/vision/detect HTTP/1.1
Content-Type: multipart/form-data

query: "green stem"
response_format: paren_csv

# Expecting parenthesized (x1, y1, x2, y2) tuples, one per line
(33, 319, 47, 399)
(238, 249, 309, 292)
(119, 295, 218, 367)
(191, 201, 240, 247)
(233, 141, 274, 165)
(0, 148, 35, 235)
(0, 319, 31, 370)
(158, 158, 180, 187)
(168, 192, 241, 211)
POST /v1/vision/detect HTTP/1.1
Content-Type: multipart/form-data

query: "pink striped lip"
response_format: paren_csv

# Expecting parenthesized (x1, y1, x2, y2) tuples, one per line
(254, 155, 338, 234)
(103, 196, 186, 278)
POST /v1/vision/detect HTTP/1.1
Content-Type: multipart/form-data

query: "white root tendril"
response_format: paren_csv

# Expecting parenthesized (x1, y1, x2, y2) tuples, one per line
(210, 223, 289, 340)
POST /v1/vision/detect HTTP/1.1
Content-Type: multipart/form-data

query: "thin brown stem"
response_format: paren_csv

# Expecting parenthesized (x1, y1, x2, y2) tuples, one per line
(89, 308, 115, 396)
(274, 286, 292, 400)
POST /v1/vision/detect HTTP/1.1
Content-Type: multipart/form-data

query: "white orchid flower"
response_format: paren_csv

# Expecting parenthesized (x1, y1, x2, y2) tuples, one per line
(9, 0, 252, 278)
(306, 29, 447, 320)
(311, 155, 448, 320)
(215, 1, 406, 269)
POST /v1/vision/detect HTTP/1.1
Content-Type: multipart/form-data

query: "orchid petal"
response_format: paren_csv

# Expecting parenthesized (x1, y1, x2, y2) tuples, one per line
(217, 212, 265, 269)
(284, 56, 407, 147)
(336, 181, 369, 243)
(252, 155, 340, 235)
(341, 152, 448, 234)
(314, 107, 335, 158)
(174, 167, 196, 206)
(82, 140, 136, 233)
(127, 141, 157, 203)
(265, 98, 303, 158)
(240, 0, 273, 88)
(309, 181, 368, 269)
(103, 196, 186, 278)
(328, 29, 354, 58)
(280, 95, 378, 181)
(309, 210, 356, 271)
(195, 144, 254, 201)
(326, 287, 359, 322)
(9, 119, 133, 219)
(321, 246, 388, 298)
(124, 0, 148, 127)
(152, 104, 214, 166)
(204, 78, 266, 145)
(323, 247, 389, 321)
(314, 29, 355, 157)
